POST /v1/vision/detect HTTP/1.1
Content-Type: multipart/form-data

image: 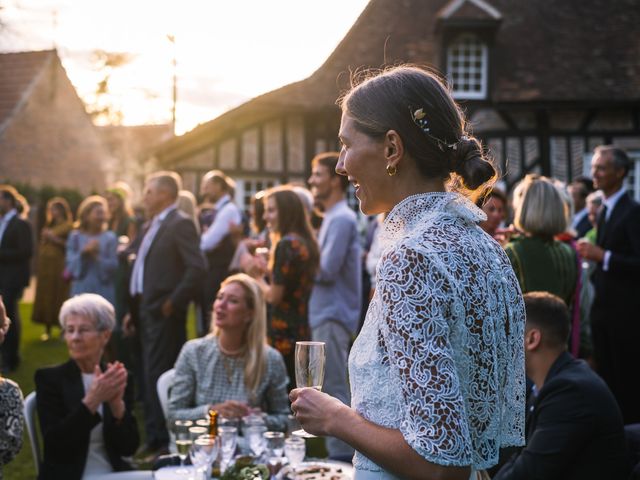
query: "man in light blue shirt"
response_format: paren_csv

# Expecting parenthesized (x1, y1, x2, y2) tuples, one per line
(198, 170, 242, 336)
(308, 152, 361, 460)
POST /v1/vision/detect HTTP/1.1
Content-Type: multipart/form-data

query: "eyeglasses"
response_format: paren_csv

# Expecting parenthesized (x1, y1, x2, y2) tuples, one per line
(63, 327, 101, 336)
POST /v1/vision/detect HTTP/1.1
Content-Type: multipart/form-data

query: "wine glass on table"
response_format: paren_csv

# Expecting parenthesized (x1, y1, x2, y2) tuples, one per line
(284, 436, 306, 467)
(293, 341, 325, 438)
(264, 431, 285, 477)
(245, 424, 267, 459)
(218, 425, 238, 475)
(189, 434, 220, 480)
(174, 420, 193, 474)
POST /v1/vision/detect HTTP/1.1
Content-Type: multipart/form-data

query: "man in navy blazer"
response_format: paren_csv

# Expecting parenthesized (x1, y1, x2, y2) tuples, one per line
(0, 185, 33, 373)
(494, 292, 628, 480)
(577, 145, 640, 424)
(126, 171, 206, 455)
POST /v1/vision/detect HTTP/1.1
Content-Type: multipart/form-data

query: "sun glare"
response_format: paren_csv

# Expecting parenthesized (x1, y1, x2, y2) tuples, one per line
(2, 0, 369, 134)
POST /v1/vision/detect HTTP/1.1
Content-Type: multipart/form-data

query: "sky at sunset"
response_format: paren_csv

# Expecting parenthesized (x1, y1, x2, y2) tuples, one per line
(1, 0, 370, 134)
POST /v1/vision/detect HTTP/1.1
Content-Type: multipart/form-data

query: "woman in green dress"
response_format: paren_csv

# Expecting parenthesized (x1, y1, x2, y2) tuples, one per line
(505, 174, 578, 305)
(32, 197, 73, 340)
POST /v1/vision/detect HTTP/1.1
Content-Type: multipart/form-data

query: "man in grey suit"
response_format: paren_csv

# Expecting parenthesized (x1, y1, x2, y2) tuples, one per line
(126, 171, 205, 456)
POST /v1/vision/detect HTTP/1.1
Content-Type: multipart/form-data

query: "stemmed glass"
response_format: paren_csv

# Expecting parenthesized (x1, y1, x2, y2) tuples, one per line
(245, 424, 267, 459)
(174, 420, 193, 474)
(189, 434, 220, 480)
(284, 436, 306, 467)
(293, 341, 325, 438)
(218, 425, 238, 475)
(263, 431, 285, 476)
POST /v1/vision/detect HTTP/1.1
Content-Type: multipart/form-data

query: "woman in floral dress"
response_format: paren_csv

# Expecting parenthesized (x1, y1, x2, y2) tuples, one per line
(252, 185, 319, 388)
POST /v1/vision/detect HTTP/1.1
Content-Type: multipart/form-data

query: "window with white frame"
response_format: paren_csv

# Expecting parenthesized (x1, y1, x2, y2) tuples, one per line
(235, 178, 280, 212)
(447, 34, 488, 100)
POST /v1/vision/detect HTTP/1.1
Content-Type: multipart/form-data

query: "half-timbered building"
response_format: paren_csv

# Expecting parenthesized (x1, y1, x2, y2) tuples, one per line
(153, 0, 640, 208)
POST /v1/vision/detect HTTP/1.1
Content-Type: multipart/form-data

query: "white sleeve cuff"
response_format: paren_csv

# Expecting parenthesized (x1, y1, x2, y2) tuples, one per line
(602, 250, 612, 271)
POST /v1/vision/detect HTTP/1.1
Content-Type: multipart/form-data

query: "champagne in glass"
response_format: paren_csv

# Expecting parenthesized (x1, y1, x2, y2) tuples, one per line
(176, 439, 192, 456)
(295, 341, 325, 390)
(174, 419, 193, 473)
(293, 341, 325, 438)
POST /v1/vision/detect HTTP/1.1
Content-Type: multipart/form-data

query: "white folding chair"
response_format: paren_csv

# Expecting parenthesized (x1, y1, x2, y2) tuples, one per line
(156, 368, 176, 452)
(23, 391, 41, 475)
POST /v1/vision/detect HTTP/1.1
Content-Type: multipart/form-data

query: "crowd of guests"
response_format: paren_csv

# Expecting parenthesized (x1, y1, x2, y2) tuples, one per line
(0, 66, 639, 479)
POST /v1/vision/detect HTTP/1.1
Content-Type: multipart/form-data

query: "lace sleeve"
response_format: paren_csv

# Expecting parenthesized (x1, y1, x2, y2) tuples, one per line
(377, 245, 473, 466)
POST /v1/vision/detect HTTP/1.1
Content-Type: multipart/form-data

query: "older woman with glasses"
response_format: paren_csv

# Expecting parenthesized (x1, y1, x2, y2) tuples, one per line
(35, 294, 140, 480)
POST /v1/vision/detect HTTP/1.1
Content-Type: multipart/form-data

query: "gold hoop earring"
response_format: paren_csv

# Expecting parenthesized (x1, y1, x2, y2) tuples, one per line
(386, 164, 397, 177)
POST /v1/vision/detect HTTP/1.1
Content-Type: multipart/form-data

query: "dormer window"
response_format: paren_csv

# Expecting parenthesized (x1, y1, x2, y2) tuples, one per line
(446, 33, 488, 100)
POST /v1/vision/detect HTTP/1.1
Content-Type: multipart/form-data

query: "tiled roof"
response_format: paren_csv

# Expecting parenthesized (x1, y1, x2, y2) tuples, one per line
(0, 50, 54, 130)
(159, 0, 640, 153)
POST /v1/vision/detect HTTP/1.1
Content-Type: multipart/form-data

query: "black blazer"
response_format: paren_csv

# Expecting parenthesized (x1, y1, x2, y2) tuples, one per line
(35, 360, 140, 480)
(0, 214, 33, 289)
(494, 352, 628, 480)
(574, 213, 592, 239)
(139, 209, 205, 313)
(592, 192, 640, 316)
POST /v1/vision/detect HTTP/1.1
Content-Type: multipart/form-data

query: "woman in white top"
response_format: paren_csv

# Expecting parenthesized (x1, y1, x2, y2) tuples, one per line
(290, 66, 526, 480)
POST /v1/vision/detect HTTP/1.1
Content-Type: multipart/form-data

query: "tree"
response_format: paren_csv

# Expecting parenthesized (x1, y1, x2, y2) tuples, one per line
(85, 49, 134, 125)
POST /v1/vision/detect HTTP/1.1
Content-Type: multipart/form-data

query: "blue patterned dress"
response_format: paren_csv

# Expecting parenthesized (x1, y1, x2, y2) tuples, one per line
(66, 230, 118, 305)
(349, 192, 526, 479)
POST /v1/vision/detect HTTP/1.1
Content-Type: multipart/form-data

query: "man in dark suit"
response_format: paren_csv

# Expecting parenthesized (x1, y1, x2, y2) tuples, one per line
(0, 185, 33, 373)
(494, 292, 628, 480)
(577, 145, 640, 424)
(126, 171, 205, 455)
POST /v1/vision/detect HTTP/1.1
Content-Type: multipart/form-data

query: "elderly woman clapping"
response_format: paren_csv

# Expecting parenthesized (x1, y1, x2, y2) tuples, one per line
(35, 294, 140, 480)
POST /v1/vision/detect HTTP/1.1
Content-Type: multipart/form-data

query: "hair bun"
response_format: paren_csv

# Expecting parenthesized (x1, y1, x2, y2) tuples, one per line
(452, 136, 496, 190)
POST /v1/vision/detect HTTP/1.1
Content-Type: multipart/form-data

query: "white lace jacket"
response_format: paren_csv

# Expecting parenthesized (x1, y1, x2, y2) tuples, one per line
(349, 192, 525, 475)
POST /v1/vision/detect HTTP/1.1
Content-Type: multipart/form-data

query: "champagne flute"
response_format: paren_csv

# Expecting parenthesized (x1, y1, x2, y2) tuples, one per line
(174, 420, 193, 473)
(293, 341, 325, 438)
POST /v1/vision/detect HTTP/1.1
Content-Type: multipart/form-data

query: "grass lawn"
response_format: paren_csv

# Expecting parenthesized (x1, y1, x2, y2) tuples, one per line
(4, 303, 326, 479)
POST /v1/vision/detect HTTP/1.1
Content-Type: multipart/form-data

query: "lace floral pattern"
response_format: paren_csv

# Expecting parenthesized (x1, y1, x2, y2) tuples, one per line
(349, 192, 525, 473)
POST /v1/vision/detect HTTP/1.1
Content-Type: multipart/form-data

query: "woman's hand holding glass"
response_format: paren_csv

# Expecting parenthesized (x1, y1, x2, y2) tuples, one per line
(289, 387, 349, 438)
